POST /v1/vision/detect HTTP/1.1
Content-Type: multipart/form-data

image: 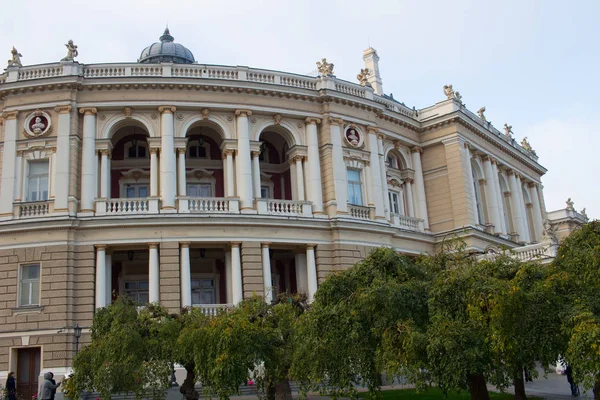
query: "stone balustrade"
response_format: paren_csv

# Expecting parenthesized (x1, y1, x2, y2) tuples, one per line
(193, 303, 232, 317)
(348, 204, 373, 220)
(18, 201, 51, 218)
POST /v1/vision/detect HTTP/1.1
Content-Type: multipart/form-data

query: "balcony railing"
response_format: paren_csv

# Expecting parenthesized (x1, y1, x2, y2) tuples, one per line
(193, 303, 232, 316)
(390, 213, 423, 232)
(18, 201, 51, 218)
(478, 240, 557, 263)
(106, 198, 150, 215)
(255, 199, 313, 217)
(348, 204, 373, 220)
(189, 197, 230, 213)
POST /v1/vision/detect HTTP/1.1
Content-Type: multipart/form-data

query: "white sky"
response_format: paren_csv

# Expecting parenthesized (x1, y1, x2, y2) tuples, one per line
(1, 0, 597, 218)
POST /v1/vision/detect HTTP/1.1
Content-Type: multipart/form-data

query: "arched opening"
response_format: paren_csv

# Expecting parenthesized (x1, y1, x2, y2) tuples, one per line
(257, 130, 293, 200)
(110, 126, 151, 200)
(385, 149, 412, 217)
(184, 125, 225, 198)
(471, 159, 488, 226)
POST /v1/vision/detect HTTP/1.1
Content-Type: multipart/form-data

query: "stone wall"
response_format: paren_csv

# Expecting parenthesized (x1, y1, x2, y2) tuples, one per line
(241, 242, 263, 299)
(159, 242, 180, 313)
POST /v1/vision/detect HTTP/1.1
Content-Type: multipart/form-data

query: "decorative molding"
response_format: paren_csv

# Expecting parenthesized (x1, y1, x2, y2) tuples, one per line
(2, 111, 19, 120)
(273, 114, 282, 125)
(201, 108, 210, 120)
(123, 107, 133, 119)
(305, 117, 321, 125)
(410, 146, 423, 154)
(79, 107, 97, 116)
(158, 106, 176, 113)
(328, 117, 344, 126)
(54, 105, 72, 114)
(121, 168, 150, 181)
(234, 109, 252, 117)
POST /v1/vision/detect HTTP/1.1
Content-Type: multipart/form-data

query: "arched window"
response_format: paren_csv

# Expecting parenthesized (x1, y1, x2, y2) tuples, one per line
(187, 138, 210, 159)
(126, 139, 147, 159)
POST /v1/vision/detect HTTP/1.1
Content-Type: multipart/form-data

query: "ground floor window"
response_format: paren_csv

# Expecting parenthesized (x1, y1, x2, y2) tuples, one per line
(124, 280, 149, 304)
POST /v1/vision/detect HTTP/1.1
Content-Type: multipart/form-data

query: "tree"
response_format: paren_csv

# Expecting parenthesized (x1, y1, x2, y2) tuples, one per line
(552, 221, 600, 399)
(292, 248, 428, 399)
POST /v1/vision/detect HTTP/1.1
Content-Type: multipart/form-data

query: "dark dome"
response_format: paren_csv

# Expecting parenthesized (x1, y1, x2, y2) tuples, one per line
(138, 28, 195, 64)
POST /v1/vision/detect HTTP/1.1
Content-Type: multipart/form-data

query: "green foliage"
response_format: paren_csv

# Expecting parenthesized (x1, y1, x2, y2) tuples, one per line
(357, 388, 532, 400)
(72, 298, 177, 400)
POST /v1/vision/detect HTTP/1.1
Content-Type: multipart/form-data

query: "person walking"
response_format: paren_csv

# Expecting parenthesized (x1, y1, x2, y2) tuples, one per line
(566, 364, 580, 396)
(5, 372, 16, 400)
(49, 372, 58, 400)
(40, 372, 61, 400)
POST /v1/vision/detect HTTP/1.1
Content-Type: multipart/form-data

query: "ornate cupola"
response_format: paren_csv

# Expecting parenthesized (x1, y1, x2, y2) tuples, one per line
(138, 27, 196, 64)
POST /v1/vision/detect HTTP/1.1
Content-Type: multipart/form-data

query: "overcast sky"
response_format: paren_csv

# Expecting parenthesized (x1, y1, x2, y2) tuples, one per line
(1, 0, 597, 218)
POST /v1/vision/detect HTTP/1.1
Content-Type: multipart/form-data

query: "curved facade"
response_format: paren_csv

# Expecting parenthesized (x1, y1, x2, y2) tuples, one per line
(0, 41, 555, 390)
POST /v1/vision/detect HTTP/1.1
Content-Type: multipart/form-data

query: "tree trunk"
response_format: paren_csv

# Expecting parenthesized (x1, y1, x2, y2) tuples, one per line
(513, 368, 527, 400)
(593, 374, 600, 400)
(274, 379, 293, 400)
(179, 364, 199, 400)
(468, 373, 491, 400)
(266, 380, 276, 400)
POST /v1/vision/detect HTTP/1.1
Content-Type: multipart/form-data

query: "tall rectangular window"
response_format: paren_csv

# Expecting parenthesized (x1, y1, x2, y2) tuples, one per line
(347, 169, 363, 206)
(389, 191, 401, 215)
(191, 278, 216, 305)
(27, 161, 49, 202)
(19, 265, 40, 307)
(187, 183, 212, 197)
(124, 280, 149, 305)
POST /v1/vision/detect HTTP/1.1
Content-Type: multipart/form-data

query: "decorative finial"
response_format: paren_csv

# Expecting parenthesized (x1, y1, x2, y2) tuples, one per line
(503, 123, 513, 139)
(566, 198, 574, 211)
(160, 27, 174, 43)
(454, 92, 462, 103)
(443, 84, 454, 99)
(7, 46, 22, 68)
(316, 58, 334, 77)
(520, 137, 536, 156)
(357, 68, 371, 86)
(477, 107, 486, 121)
(61, 40, 78, 62)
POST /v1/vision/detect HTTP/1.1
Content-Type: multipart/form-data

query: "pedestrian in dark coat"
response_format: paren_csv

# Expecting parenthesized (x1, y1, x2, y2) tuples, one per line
(50, 372, 58, 400)
(566, 364, 580, 396)
(5, 372, 17, 400)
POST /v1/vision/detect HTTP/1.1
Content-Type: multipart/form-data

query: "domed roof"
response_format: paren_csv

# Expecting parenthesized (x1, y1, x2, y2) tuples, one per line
(138, 28, 195, 64)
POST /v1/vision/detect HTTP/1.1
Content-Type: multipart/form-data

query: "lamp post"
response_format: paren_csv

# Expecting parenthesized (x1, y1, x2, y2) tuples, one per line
(74, 324, 82, 355)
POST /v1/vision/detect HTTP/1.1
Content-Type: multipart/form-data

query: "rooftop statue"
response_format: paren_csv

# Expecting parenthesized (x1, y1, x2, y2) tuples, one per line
(581, 208, 588, 221)
(7, 47, 22, 68)
(477, 107, 487, 121)
(443, 84, 454, 99)
(455, 91, 463, 103)
(520, 137, 537, 156)
(566, 197, 575, 211)
(357, 68, 371, 86)
(503, 123, 513, 139)
(316, 58, 334, 77)
(61, 40, 78, 62)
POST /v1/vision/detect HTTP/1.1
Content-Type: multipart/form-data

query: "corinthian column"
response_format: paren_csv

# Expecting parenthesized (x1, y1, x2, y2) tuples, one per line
(235, 110, 254, 210)
(411, 147, 429, 229)
(481, 156, 502, 234)
(159, 106, 177, 210)
(305, 118, 324, 213)
(507, 171, 526, 243)
(80, 108, 98, 212)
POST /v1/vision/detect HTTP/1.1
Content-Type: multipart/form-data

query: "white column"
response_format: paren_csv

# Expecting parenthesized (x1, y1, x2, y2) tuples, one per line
(177, 149, 187, 196)
(537, 183, 548, 221)
(462, 143, 479, 225)
(294, 253, 308, 294)
(261, 243, 273, 303)
(105, 254, 112, 306)
(100, 150, 110, 198)
(405, 180, 415, 217)
(180, 242, 191, 308)
(149, 243, 160, 303)
(235, 110, 254, 209)
(0, 111, 18, 215)
(329, 118, 348, 213)
(306, 245, 318, 302)
(225, 150, 235, 197)
(150, 148, 159, 197)
(368, 130, 385, 219)
(411, 147, 429, 229)
(516, 175, 531, 243)
(95, 245, 106, 309)
(252, 151, 261, 199)
(508, 171, 526, 242)
(290, 161, 298, 200)
(491, 161, 507, 235)
(80, 108, 97, 211)
(482, 156, 502, 234)
(225, 250, 233, 304)
(305, 118, 324, 213)
(231, 243, 243, 304)
(294, 157, 306, 201)
(365, 163, 375, 206)
(14, 152, 23, 201)
(528, 183, 543, 242)
(159, 106, 177, 209)
(50, 151, 57, 199)
(377, 135, 389, 220)
(54, 106, 72, 211)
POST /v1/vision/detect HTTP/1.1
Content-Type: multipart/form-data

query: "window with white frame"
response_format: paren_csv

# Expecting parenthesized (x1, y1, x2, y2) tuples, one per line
(19, 264, 40, 307)
(124, 184, 149, 198)
(347, 169, 363, 206)
(261, 185, 271, 199)
(124, 280, 149, 305)
(26, 161, 49, 202)
(191, 278, 216, 305)
(388, 191, 402, 215)
(187, 183, 212, 197)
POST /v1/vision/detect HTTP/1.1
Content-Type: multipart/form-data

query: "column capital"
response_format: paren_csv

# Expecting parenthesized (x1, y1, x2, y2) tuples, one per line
(251, 150, 261, 158)
(305, 117, 321, 125)
(504, 192, 512, 198)
(479, 178, 487, 185)
(261, 242, 271, 248)
(230, 242, 241, 248)
(158, 106, 177, 113)
(289, 155, 305, 164)
(149, 147, 159, 155)
(527, 182, 538, 189)
(95, 244, 107, 250)
(235, 109, 253, 117)
(54, 105, 72, 114)
(222, 149, 234, 159)
(79, 107, 97, 116)
(2, 111, 19, 120)
(99, 149, 112, 158)
(177, 148, 186, 155)
(306, 244, 317, 249)
(481, 154, 492, 163)
(410, 146, 423, 154)
(366, 125, 380, 135)
(328, 117, 344, 126)
(180, 242, 191, 248)
(148, 242, 159, 249)
(377, 133, 385, 141)
(16, 150, 24, 157)
(507, 169, 515, 176)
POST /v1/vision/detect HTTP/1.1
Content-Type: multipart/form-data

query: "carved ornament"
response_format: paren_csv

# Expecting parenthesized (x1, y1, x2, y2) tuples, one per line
(24, 110, 52, 138)
(158, 106, 176, 113)
(316, 58, 334, 77)
(121, 168, 149, 182)
(2, 110, 18, 120)
(305, 117, 321, 125)
(357, 68, 371, 86)
(61, 40, 78, 62)
(79, 108, 97, 116)
(410, 146, 423, 154)
(123, 107, 133, 119)
(201, 108, 210, 120)
(234, 109, 253, 117)
(7, 47, 22, 68)
(273, 114, 282, 125)
(366, 126, 380, 135)
(54, 105, 72, 114)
